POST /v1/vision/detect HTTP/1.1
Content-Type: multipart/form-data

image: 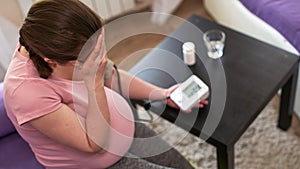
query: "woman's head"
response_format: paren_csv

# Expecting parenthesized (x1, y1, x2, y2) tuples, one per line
(19, 0, 103, 78)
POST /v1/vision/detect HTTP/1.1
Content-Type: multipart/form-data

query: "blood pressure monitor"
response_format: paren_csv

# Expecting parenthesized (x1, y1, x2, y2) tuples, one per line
(170, 75, 209, 111)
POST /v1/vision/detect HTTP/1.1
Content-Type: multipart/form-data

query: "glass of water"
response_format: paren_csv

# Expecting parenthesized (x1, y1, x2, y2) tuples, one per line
(203, 29, 226, 59)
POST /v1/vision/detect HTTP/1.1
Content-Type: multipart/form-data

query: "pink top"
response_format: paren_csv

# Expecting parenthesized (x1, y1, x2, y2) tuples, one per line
(3, 47, 135, 169)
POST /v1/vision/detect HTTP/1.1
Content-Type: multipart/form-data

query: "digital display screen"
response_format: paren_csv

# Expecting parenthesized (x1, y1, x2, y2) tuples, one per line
(183, 81, 201, 98)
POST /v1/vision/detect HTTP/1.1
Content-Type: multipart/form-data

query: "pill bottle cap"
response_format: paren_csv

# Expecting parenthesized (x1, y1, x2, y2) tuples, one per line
(182, 42, 195, 52)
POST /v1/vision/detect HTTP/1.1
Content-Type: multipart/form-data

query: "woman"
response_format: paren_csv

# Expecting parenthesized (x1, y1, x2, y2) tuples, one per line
(4, 0, 207, 168)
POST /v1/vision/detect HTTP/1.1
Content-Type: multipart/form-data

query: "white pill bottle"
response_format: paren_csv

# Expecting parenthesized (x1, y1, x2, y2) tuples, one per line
(182, 42, 196, 66)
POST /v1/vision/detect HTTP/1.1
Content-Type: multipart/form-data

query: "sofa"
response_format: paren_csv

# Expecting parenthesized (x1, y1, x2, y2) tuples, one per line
(204, 0, 300, 118)
(0, 82, 44, 169)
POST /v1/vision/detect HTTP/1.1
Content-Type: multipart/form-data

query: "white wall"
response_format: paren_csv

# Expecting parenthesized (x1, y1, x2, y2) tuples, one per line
(0, 0, 21, 74)
(0, 0, 23, 26)
(17, 0, 136, 21)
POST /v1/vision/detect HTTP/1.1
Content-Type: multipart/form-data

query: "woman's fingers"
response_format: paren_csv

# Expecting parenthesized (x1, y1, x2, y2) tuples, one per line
(197, 100, 208, 108)
(73, 29, 108, 86)
(185, 100, 209, 113)
(200, 100, 209, 105)
(88, 32, 105, 62)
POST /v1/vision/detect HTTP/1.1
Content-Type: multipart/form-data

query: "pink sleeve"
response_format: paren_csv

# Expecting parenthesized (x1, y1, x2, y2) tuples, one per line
(10, 80, 62, 125)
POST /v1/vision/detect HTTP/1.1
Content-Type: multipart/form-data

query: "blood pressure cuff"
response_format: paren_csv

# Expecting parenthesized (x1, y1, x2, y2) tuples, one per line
(104, 59, 114, 83)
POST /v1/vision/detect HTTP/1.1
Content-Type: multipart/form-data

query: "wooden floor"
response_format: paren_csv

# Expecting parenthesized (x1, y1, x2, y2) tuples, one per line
(173, 0, 212, 20)
(107, 0, 213, 70)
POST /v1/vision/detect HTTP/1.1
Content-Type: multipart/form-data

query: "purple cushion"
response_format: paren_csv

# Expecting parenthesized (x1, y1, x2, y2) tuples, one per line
(0, 133, 44, 169)
(0, 82, 16, 138)
(240, 0, 300, 53)
(0, 82, 44, 168)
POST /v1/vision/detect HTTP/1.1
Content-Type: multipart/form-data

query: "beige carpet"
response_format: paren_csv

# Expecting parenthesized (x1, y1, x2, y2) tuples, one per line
(143, 95, 300, 169)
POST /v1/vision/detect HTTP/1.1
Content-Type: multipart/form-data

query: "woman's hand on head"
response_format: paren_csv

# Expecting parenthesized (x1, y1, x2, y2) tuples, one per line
(74, 33, 107, 90)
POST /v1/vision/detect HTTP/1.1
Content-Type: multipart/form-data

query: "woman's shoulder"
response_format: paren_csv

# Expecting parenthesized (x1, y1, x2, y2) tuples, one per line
(4, 76, 55, 100)
(4, 46, 53, 95)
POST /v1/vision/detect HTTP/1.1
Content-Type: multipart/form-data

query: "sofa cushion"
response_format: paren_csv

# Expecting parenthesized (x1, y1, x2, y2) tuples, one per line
(240, 0, 300, 53)
(0, 133, 44, 169)
(0, 82, 16, 137)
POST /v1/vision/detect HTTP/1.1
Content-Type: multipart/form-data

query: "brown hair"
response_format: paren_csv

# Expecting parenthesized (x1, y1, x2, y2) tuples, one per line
(19, 0, 103, 78)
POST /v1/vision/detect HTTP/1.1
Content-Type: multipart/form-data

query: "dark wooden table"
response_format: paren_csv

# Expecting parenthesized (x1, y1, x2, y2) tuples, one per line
(129, 15, 299, 169)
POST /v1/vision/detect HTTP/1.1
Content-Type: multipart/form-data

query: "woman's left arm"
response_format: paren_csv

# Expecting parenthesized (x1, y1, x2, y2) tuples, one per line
(106, 68, 167, 100)
(105, 68, 208, 109)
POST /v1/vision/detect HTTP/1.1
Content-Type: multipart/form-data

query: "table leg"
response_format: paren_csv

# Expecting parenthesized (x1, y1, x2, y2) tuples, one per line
(278, 64, 299, 130)
(217, 145, 234, 169)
